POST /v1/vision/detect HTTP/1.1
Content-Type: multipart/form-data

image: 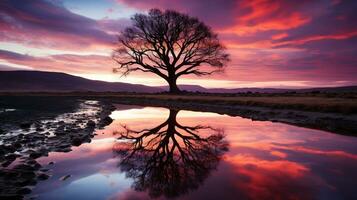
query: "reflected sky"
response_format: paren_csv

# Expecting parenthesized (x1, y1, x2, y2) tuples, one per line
(32, 106, 357, 200)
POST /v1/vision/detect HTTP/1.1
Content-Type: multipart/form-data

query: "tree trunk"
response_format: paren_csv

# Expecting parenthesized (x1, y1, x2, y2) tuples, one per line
(167, 109, 179, 134)
(168, 81, 180, 93)
(168, 77, 180, 93)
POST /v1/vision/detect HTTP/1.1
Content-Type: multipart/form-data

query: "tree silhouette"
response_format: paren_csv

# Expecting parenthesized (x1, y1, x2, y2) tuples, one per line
(112, 9, 230, 93)
(113, 109, 228, 198)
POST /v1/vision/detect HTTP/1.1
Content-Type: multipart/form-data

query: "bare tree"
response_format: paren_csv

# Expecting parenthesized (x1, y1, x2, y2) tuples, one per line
(113, 9, 230, 93)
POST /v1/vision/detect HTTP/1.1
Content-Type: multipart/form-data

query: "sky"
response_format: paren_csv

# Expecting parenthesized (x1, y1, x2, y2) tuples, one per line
(0, 0, 356, 88)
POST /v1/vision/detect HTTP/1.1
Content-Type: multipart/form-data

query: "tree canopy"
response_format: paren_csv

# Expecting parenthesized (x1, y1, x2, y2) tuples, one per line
(113, 9, 230, 93)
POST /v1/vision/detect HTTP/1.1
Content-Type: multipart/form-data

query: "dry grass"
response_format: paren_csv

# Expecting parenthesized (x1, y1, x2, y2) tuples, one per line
(1, 92, 356, 114)
(116, 94, 357, 114)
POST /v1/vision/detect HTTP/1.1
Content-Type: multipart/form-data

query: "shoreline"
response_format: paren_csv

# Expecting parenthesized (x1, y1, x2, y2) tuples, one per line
(0, 99, 115, 199)
(1, 92, 356, 114)
(109, 97, 357, 136)
(1, 93, 356, 135)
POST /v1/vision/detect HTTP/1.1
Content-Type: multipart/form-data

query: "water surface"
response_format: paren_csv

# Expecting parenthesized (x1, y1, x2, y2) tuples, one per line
(32, 105, 357, 200)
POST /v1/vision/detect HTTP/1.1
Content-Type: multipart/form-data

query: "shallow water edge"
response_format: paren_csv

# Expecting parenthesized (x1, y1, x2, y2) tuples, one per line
(0, 98, 115, 199)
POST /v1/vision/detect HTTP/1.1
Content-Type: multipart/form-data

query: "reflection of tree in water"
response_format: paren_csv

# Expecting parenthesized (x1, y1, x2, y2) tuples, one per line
(113, 109, 229, 198)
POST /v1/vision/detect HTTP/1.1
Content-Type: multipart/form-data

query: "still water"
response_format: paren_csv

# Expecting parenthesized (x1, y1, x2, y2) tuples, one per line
(32, 105, 357, 200)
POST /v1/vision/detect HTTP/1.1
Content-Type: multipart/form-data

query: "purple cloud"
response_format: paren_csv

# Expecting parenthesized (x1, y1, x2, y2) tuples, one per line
(0, 0, 118, 50)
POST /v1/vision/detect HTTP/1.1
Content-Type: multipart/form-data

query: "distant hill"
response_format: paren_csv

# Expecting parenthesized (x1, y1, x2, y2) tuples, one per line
(159, 85, 291, 93)
(160, 84, 357, 93)
(159, 85, 207, 92)
(1, 71, 356, 93)
(0, 71, 162, 93)
(206, 86, 357, 93)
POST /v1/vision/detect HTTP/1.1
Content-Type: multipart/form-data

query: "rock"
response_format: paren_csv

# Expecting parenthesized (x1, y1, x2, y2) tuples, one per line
(34, 121, 42, 127)
(28, 195, 39, 200)
(101, 116, 113, 126)
(55, 131, 66, 136)
(37, 173, 50, 180)
(14, 142, 22, 149)
(14, 163, 40, 172)
(18, 171, 36, 180)
(48, 161, 54, 165)
(26, 161, 41, 170)
(36, 127, 44, 132)
(14, 179, 31, 187)
(27, 179, 37, 186)
(71, 137, 82, 146)
(29, 152, 42, 159)
(19, 122, 32, 129)
(58, 143, 71, 149)
(40, 168, 50, 172)
(60, 174, 71, 181)
(0, 128, 5, 135)
(57, 147, 71, 153)
(4, 145, 16, 152)
(26, 159, 37, 165)
(86, 120, 96, 128)
(2, 154, 18, 167)
(16, 187, 32, 195)
(5, 154, 18, 162)
(2, 160, 13, 167)
(0, 195, 24, 200)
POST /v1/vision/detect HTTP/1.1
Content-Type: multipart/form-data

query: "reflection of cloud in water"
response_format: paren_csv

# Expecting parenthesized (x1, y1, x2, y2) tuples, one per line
(0, 108, 16, 113)
(31, 106, 357, 200)
(110, 107, 221, 120)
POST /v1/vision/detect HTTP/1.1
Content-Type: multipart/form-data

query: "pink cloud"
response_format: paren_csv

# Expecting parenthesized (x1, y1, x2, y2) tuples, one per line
(0, 49, 115, 74)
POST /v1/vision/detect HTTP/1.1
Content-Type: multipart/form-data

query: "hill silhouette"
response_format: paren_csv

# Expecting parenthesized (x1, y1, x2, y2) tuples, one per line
(1, 71, 356, 93)
(0, 71, 162, 93)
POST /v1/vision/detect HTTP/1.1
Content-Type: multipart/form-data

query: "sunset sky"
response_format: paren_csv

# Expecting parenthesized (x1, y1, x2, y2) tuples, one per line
(0, 0, 356, 88)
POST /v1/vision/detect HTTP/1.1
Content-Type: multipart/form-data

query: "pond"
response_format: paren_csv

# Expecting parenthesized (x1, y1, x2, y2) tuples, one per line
(27, 104, 357, 200)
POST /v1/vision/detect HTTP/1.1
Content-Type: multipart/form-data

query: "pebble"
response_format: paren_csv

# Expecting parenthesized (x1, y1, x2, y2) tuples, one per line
(60, 175, 71, 181)
(19, 123, 32, 129)
(37, 173, 50, 180)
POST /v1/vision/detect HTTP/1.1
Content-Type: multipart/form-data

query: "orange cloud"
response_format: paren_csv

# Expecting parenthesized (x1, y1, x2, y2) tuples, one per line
(220, 0, 310, 36)
(222, 13, 310, 36)
(227, 154, 308, 178)
(274, 31, 357, 46)
(272, 32, 288, 40)
(225, 154, 314, 200)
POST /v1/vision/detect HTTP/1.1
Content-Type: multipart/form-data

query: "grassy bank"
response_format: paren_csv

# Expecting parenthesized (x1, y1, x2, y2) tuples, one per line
(1, 92, 356, 114)
(113, 94, 357, 114)
(105, 93, 357, 135)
